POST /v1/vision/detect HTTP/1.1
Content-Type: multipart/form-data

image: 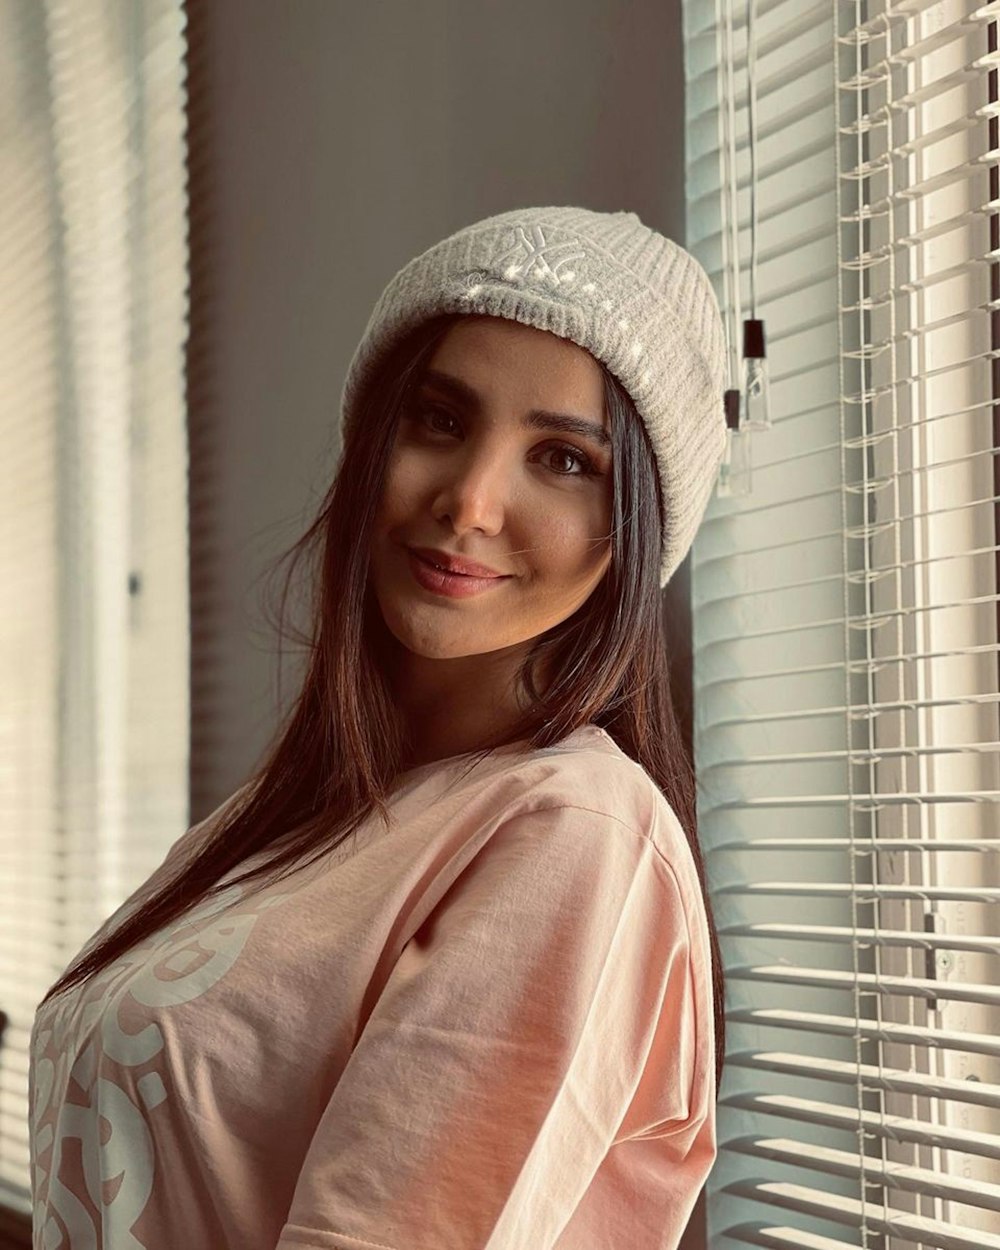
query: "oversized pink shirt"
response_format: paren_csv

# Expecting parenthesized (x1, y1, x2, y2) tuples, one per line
(29, 723, 717, 1249)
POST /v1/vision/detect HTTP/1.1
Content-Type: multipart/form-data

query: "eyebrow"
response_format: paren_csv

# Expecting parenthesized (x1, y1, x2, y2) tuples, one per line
(419, 368, 611, 451)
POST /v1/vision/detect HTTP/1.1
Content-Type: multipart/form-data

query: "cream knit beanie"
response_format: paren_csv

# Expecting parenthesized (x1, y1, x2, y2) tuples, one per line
(339, 205, 728, 588)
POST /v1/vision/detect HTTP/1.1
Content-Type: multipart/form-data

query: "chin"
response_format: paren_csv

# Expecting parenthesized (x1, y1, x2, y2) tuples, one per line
(389, 610, 524, 661)
(409, 628, 505, 660)
(379, 608, 467, 659)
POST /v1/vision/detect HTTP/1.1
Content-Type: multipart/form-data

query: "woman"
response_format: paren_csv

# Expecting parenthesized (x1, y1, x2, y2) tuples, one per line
(29, 205, 728, 1250)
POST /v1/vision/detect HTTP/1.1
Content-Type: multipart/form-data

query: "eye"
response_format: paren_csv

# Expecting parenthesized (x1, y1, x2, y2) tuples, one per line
(410, 402, 603, 479)
(544, 443, 601, 478)
(415, 402, 460, 437)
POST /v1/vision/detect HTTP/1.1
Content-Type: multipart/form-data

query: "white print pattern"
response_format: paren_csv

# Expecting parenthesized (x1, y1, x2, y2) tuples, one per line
(30, 874, 297, 1249)
(458, 222, 588, 300)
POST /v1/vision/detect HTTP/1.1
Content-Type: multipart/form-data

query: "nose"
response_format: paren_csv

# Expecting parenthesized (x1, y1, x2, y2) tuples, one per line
(430, 444, 511, 537)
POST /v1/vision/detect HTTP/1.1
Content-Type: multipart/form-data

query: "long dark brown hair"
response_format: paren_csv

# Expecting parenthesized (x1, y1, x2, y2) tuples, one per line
(38, 311, 726, 1092)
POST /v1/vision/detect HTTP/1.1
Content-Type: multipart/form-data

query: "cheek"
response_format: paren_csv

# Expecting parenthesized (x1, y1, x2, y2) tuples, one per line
(529, 505, 611, 579)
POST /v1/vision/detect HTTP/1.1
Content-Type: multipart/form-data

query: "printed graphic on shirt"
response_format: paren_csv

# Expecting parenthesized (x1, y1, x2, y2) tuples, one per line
(30, 874, 297, 1249)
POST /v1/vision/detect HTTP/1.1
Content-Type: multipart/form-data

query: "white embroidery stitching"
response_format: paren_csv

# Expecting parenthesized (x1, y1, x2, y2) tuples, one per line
(458, 223, 587, 299)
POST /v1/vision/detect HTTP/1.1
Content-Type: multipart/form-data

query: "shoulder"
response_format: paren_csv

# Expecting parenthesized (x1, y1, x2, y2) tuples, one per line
(501, 725, 697, 895)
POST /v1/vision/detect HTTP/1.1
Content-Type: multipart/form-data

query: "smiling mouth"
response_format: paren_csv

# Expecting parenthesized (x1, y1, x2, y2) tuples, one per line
(410, 549, 507, 579)
(417, 554, 497, 579)
(405, 548, 511, 597)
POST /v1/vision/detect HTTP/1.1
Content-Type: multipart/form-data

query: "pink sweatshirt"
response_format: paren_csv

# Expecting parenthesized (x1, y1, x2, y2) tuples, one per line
(29, 723, 716, 1249)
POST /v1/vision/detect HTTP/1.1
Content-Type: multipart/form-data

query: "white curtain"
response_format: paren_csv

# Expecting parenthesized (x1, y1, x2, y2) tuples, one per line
(0, 0, 190, 1219)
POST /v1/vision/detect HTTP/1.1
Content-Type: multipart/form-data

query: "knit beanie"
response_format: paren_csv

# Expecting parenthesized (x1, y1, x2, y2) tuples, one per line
(339, 205, 728, 589)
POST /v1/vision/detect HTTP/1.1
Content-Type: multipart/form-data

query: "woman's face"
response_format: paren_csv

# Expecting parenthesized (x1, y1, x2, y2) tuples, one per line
(368, 315, 614, 665)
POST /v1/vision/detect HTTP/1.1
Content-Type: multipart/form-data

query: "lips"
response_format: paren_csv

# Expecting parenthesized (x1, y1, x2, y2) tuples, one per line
(408, 546, 507, 579)
(406, 548, 511, 599)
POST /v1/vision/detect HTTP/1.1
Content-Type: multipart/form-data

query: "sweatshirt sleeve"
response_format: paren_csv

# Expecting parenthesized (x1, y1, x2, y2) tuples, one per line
(276, 801, 716, 1250)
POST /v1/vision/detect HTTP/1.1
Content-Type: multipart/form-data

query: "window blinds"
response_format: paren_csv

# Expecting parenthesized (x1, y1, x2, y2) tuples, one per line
(0, 0, 190, 1222)
(683, 0, 1000, 1246)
